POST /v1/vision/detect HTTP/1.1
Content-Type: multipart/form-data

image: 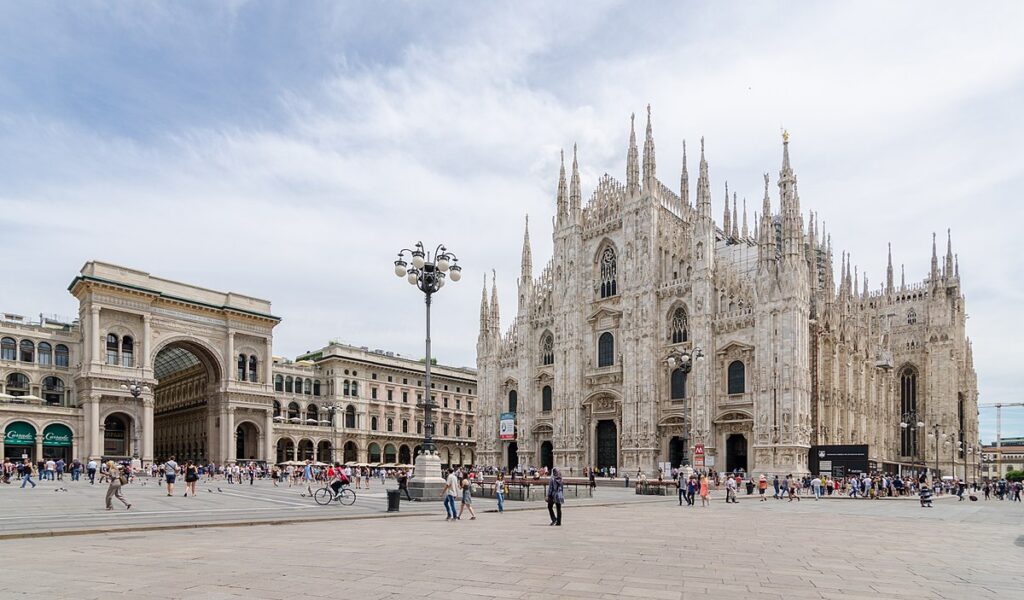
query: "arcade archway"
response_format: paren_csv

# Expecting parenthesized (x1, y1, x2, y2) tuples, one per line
(152, 340, 222, 463)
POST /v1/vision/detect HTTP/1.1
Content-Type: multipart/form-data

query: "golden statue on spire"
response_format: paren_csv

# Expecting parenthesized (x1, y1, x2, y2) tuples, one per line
(782, 128, 790, 143)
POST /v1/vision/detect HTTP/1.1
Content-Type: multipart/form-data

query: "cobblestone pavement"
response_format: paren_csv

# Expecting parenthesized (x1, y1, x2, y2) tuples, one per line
(0, 486, 1020, 600)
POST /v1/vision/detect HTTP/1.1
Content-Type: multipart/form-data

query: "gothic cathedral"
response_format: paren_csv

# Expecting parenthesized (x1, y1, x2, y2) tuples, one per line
(475, 107, 979, 478)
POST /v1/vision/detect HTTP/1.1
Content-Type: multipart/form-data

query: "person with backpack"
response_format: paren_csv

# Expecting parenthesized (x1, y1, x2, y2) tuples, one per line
(163, 456, 178, 496)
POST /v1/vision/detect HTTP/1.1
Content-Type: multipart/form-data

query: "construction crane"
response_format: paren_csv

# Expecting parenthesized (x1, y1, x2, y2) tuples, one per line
(989, 402, 1024, 477)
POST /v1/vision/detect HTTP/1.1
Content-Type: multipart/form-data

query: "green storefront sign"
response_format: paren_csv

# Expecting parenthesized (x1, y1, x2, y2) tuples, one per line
(4, 421, 36, 446)
(43, 424, 73, 447)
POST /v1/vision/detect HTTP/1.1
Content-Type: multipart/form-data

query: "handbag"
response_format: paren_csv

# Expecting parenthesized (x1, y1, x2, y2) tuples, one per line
(119, 475, 128, 485)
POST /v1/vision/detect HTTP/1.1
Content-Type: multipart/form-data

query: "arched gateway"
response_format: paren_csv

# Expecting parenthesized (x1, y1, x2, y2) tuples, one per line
(70, 261, 280, 463)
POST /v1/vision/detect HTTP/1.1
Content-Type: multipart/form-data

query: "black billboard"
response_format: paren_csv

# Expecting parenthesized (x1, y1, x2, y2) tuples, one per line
(808, 444, 869, 477)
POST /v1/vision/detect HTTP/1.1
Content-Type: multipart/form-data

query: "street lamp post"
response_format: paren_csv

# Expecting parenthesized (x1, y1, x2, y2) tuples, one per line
(120, 379, 149, 461)
(899, 412, 924, 478)
(666, 348, 704, 472)
(927, 424, 943, 481)
(393, 241, 462, 500)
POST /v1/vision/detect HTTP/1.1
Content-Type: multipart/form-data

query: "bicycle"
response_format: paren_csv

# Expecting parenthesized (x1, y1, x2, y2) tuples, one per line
(313, 484, 356, 506)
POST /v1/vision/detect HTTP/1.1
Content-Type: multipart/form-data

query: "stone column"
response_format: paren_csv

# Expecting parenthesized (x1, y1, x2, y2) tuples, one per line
(292, 442, 299, 461)
(142, 315, 151, 372)
(226, 331, 235, 382)
(264, 338, 273, 385)
(264, 410, 274, 462)
(90, 306, 100, 364)
(225, 407, 236, 464)
(142, 398, 154, 463)
(35, 436, 43, 463)
(88, 395, 102, 459)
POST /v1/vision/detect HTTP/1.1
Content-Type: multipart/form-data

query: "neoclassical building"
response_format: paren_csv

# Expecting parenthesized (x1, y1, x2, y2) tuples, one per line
(475, 108, 979, 478)
(1, 261, 476, 467)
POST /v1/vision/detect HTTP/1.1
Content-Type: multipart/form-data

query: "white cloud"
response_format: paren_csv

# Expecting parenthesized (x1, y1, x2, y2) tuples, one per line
(1, 2, 1023, 433)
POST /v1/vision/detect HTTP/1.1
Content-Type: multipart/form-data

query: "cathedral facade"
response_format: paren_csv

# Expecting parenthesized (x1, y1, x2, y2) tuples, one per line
(475, 108, 979, 478)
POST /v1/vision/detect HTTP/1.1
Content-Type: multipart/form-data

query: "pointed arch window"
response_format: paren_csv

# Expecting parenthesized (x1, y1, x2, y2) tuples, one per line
(598, 332, 614, 367)
(671, 368, 687, 399)
(508, 390, 518, 413)
(105, 335, 118, 365)
(542, 385, 552, 412)
(38, 342, 52, 366)
(907, 309, 917, 325)
(670, 307, 688, 344)
(121, 336, 134, 367)
(727, 361, 745, 395)
(248, 356, 258, 382)
(540, 332, 554, 366)
(600, 246, 618, 298)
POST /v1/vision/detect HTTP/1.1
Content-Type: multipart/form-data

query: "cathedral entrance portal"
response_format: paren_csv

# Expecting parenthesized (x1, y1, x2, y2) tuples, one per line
(540, 441, 553, 470)
(507, 442, 519, 470)
(726, 434, 748, 474)
(669, 436, 687, 469)
(596, 420, 617, 471)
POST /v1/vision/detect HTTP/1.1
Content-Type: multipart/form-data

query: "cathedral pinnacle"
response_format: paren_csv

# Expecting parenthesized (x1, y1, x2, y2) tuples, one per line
(521, 214, 532, 281)
(642, 104, 656, 190)
(570, 144, 581, 214)
(741, 197, 749, 238)
(680, 140, 690, 206)
(930, 232, 939, 282)
(731, 193, 739, 239)
(696, 136, 711, 217)
(626, 112, 640, 197)
(723, 182, 732, 236)
(886, 242, 894, 294)
(490, 269, 500, 333)
(479, 273, 490, 335)
(945, 229, 954, 278)
(556, 149, 568, 225)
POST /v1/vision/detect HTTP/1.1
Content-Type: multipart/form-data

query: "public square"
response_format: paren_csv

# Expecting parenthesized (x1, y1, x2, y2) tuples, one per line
(1, 479, 1021, 600)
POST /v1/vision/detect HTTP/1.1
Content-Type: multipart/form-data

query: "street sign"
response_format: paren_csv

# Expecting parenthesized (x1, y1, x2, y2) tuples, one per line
(694, 456, 705, 468)
(695, 443, 704, 456)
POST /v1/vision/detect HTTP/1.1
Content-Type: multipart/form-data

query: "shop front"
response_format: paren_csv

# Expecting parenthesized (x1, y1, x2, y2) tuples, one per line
(42, 423, 73, 462)
(4, 421, 36, 462)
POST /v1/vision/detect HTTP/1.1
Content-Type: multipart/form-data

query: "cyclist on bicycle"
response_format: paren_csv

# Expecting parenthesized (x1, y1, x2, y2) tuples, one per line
(330, 462, 350, 497)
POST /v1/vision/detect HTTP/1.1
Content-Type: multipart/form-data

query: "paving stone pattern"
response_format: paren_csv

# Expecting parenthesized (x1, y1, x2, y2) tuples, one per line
(0, 483, 1021, 600)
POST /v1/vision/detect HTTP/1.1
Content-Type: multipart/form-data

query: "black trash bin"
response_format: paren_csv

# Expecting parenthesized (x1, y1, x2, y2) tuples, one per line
(387, 489, 401, 512)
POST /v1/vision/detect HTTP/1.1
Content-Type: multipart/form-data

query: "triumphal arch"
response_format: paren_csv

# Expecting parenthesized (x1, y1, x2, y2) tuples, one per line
(70, 261, 280, 464)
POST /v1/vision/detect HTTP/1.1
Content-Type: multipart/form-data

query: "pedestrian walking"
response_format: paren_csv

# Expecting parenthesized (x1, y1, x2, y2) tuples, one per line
(811, 476, 821, 500)
(677, 472, 686, 506)
(19, 459, 37, 488)
(163, 456, 178, 496)
(441, 469, 460, 521)
(397, 469, 412, 501)
(758, 474, 768, 501)
(87, 459, 97, 484)
(183, 460, 199, 497)
(725, 475, 738, 503)
(496, 472, 506, 513)
(699, 475, 710, 507)
(458, 473, 477, 520)
(546, 467, 564, 526)
(104, 461, 131, 511)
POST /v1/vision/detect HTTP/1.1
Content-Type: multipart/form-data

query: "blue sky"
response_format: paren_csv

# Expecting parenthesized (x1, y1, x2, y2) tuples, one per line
(1, 2, 1022, 439)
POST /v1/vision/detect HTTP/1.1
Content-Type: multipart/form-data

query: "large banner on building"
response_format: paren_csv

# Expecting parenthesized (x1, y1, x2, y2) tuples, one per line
(499, 412, 516, 440)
